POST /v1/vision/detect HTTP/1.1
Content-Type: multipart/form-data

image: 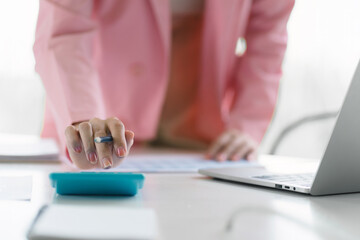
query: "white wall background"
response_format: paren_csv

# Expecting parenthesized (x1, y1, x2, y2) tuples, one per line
(260, 0, 360, 158)
(0, 1, 360, 158)
(0, 1, 44, 135)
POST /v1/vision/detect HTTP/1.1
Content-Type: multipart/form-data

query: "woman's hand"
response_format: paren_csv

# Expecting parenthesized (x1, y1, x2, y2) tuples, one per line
(65, 117, 134, 169)
(206, 129, 257, 161)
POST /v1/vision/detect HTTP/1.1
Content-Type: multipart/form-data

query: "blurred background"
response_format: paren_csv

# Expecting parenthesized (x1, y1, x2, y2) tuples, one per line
(0, 0, 360, 159)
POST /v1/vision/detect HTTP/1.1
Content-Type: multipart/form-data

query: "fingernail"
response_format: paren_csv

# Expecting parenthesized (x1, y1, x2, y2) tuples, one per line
(231, 155, 239, 161)
(102, 157, 112, 169)
(247, 153, 255, 161)
(88, 152, 98, 164)
(116, 147, 126, 157)
(204, 154, 211, 160)
(217, 154, 226, 162)
(74, 145, 82, 153)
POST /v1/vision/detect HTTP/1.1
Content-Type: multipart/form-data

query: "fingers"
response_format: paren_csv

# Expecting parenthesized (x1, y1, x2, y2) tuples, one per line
(106, 117, 127, 158)
(65, 125, 82, 153)
(65, 125, 93, 169)
(207, 130, 257, 161)
(125, 130, 135, 152)
(221, 136, 246, 161)
(78, 122, 98, 165)
(228, 142, 255, 161)
(207, 133, 234, 161)
(246, 152, 256, 161)
(65, 117, 134, 170)
(91, 118, 113, 169)
(111, 130, 135, 168)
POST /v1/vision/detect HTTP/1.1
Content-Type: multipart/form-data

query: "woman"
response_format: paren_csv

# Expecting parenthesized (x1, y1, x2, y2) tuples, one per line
(33, 0, 294, 169)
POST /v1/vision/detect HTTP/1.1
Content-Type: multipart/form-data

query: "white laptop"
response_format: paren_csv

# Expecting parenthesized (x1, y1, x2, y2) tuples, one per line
(199, 60, 360, 196)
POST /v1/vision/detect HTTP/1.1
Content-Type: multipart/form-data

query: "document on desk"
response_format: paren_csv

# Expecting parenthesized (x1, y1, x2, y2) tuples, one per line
(28, 205, 158, 240)
(114, 153, 258, 173)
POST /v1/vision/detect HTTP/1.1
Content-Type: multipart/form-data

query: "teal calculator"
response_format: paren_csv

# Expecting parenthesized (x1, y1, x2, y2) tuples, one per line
(49, 172, 145, 196)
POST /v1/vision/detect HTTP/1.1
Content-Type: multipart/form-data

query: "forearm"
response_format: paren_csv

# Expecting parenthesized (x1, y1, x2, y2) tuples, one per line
(228, 0, 295, 142)
(34, 0, 104, 150)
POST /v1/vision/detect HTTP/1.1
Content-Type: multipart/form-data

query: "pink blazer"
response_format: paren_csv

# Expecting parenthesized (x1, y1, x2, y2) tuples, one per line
(34, 0, 294, 153)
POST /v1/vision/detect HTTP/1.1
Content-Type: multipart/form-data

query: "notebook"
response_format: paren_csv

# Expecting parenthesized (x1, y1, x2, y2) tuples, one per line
(28, 205, 158, 240)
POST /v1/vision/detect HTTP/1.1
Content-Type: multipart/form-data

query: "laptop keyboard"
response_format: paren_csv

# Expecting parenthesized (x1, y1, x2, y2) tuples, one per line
(252, 173, 315, 187)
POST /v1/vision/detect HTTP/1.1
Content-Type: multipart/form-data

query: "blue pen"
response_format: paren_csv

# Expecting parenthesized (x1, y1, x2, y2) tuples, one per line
(94, 136, 113, 143)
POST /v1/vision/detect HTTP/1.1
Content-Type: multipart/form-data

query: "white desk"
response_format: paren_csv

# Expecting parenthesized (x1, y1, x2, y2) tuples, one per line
(0, 151, 359, 240)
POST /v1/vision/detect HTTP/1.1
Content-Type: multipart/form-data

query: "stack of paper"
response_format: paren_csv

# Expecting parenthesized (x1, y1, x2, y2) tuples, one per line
(0, 133, 59, 161)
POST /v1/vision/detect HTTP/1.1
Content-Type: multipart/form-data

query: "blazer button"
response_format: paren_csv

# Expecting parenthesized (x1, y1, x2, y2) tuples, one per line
(235, 37, 247, 57)
(129, 63, 145, 77)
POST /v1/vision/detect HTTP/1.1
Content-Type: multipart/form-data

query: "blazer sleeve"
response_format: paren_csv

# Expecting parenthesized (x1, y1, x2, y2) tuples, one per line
(228, 0, 295, 143)
(33, 0, 105, 149)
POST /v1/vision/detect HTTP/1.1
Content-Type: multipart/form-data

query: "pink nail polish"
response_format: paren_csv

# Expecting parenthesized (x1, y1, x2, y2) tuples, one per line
(88, 152, 98, 164)
(117, 147, 126, 157)
(247, 153, 255, 161)
(217, 154, 226, 162)
(74, 145, 82, 153)
(102, 157, 112, 169)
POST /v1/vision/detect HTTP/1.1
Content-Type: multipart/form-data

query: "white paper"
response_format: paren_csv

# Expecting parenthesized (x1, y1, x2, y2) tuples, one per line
(0, 176, 32, 201)
(29, 205, 158, 240)
(0, 133, 59, 161)
(113, 153, 258, 173)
